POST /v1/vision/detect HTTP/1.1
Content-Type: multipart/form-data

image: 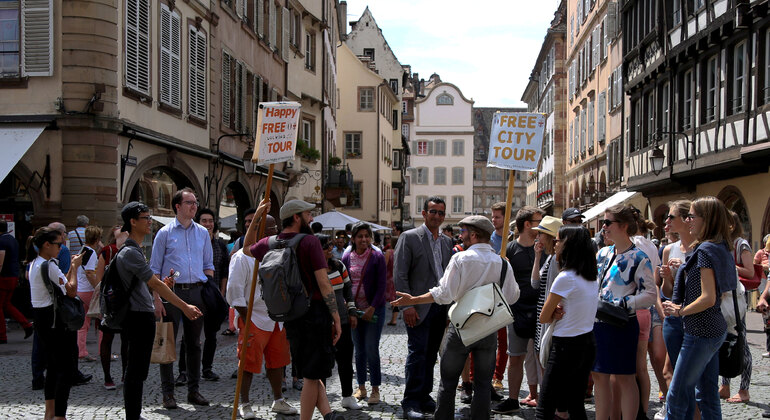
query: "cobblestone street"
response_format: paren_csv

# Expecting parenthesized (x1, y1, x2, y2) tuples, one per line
(1, 312, 770, 419)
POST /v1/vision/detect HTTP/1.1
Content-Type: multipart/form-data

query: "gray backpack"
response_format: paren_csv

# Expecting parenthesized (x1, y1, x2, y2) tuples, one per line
(258, 234, 310, 322)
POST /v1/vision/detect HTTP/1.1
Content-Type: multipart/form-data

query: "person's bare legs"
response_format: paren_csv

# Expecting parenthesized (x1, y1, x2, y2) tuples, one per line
(649, 326, 668, 397)
(593, 372, 612, 420)
(266, 367, 285, 399)
(637, 340, 651, 414)
(240, 372, 254, 403)
(44, 399, 54, 420)
(610, 375, 621, 420)
(506, 355, 526, 399)
(300, 378, 331, 420)
(616, 374, 639, 420)
(461, 357, 470, 384)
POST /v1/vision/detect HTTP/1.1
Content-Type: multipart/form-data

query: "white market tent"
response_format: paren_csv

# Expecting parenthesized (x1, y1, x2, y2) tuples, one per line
(312, 210, 391, 232)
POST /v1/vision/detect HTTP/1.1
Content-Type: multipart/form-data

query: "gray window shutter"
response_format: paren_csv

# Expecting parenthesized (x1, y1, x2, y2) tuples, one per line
(222, 52, 231, 126)
(160, 5, 181, 108)
(269, 4, 276, 48)
(426, 140, 433, 156)
(282, 7, 290, 62)
(189, 26, 206, 120)
(21, 0, 53, 76)
(124, 0, 150, 94)
(255, 0, 263, 36)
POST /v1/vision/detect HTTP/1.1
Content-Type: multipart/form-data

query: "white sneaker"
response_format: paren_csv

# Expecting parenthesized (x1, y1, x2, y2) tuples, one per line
(653, 402, 666, 420)
(341, 395, 363, 410)
(763, 352, 770, 358)
(272, 399, 299, 415)
(241, 404, 256, 419)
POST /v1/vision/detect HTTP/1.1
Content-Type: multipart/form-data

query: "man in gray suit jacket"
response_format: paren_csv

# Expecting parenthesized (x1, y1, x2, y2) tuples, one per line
(393, 197, 453, 419)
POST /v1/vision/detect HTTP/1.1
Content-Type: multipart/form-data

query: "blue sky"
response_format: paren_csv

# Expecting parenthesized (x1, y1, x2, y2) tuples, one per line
(343, 1, 560, 107)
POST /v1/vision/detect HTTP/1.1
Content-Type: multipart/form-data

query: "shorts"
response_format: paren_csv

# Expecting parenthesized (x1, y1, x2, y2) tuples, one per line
(650, 306, 663, 329)
(237, 319, 290, 374)
(636, 309, 651, 343)
(592, 317, 640, 375)
(285, 301, 335, 380)
(506, 323, 532, 356)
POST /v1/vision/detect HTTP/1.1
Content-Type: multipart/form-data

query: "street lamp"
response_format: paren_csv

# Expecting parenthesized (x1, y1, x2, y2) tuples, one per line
(649, 145, 665, 176)
(339, 192, 348, 206)
(242, 143, 256, 175)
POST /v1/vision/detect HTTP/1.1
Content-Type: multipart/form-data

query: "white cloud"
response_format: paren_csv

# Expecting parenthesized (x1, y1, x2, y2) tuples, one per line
(343, 1, 559, 107)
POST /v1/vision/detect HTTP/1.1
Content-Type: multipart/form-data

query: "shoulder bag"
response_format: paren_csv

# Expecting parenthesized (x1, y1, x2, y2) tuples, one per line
(734, 244, 762, 290)
(41, 260, 86, 331)
(595, 252, 630, 328)
(719, 289, 746, 378)
(448, 257, 514, 346)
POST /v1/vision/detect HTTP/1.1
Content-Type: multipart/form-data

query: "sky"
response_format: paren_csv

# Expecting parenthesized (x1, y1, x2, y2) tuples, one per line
(342, 1, 561, 108)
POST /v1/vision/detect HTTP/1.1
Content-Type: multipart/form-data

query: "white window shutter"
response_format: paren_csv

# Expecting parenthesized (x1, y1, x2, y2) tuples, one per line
(222, 52, 231, 126)
(282, 7, 290, 62)
(606, 1, 617, 39)
(160, 5, 181, 108)
(269, 5, 276, 48)
(592, 27, 599, 70)
(189, 26, 206, 120)
(125, 0, 150, 94)
(21, 0, 53, 76)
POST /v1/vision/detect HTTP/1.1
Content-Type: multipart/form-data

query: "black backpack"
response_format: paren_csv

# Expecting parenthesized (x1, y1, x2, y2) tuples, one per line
(257, 234, 310, 322)
(100, 245, 139, 330)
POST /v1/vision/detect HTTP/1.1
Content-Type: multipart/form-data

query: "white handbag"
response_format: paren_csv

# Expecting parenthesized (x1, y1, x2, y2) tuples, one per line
(539, 321, 556, 367)
(448, 260, 513, 346)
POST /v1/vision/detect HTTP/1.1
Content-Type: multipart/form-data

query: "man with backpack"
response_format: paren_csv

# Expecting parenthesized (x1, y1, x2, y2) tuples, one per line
(115, 201, 202, 420)
(244, 199, 343, 420)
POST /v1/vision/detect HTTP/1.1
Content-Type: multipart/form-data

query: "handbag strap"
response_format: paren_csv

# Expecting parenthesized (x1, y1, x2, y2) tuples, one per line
(353, 249, 373, 304)
(499, 256, 508, 287)
(40, 260, 62, 327)
(731, 289, 744, 333)
(599, 251, 617, 292)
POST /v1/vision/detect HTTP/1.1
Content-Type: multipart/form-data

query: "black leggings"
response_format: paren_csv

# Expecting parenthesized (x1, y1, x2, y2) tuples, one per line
(33, 305, 77, 417)
(537, 332, 596, 420)
(335, 323, 354, 397)
(122, 312, 156, 420)
(99, 327, 128, 382)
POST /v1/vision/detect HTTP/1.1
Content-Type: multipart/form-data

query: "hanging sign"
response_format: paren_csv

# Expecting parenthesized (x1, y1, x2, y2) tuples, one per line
(252, 102, 302, 165)
(487, 112, 546, 171)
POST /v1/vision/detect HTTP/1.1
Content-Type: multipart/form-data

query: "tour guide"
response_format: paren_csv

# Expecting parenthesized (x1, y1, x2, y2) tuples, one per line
(392, 215, 520, 419)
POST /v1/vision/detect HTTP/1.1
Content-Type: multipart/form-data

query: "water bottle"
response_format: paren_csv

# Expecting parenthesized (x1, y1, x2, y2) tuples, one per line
(354, 310, 378, 323)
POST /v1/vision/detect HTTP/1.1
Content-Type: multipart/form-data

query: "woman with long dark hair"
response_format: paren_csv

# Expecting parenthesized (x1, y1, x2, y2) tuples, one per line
(342, 222, 387, 405)
(662, 196, 735, 419)
(29, 227, 82, 420)
(537, 225, 598, 420)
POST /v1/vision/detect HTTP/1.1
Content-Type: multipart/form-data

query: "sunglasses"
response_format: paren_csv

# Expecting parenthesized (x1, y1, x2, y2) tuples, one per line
(49, 241, 63, 248)
(427, 209, 446, 216)
(665, 215, 676, 221)
(601, 219, 617, 227)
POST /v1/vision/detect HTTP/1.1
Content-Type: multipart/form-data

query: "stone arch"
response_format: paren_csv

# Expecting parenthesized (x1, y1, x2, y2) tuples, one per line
(256, 183, 283, 222)
(217, 174, 253, 232)
(652, 203, 669, 240)
(123, 152, 204, 203)
(717, 185, 752, 243)
(8, 162, 46, 222)
(760, 196, 770, 245)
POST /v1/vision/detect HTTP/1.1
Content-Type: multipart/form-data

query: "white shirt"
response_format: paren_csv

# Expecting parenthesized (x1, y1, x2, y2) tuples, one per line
(76, 246, 98, 293)
(549, 269, 599, 337)
(226, 249, 282, 332)
(429, 243, 520, 306)
(30, 256, 68, 308)
(633, 236, 661, 268)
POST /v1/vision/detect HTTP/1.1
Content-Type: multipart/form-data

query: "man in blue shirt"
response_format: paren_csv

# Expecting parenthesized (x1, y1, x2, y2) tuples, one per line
(489, 202, 511, 254)
(150, 188, 214, 409)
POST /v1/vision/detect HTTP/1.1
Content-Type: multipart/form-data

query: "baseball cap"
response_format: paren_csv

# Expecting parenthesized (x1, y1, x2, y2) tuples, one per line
(458, 215, 495, 235)
(279, 199, 316, 220)
(121, 201, 150, 232)
(561, 207, 584, 221)
(532, 216, 563, 238)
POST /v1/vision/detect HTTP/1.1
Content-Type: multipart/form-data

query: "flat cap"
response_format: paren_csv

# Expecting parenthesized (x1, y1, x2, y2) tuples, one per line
(280, 199, 316, 220)
(458, 215, 495, 235)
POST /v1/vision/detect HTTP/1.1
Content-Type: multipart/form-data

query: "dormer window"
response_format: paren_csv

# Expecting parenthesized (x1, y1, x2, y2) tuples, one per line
(436, 92, 453, 105)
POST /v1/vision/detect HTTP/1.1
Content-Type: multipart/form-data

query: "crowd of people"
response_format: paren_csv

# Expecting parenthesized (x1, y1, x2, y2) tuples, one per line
(1, 190, 769, 420)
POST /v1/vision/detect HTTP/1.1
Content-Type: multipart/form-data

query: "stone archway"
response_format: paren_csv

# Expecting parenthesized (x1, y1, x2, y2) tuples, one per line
(652, 203, 669, 240)
(761, 196, 770, 244)
(123, 152, 204, 203)
(218, 177, 252, 233)
(717, 185, 752, 243)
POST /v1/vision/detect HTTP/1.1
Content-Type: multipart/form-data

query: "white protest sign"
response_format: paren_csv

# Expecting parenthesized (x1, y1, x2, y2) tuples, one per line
(253, 102, 302, 165)
(487, 112, 545, 171)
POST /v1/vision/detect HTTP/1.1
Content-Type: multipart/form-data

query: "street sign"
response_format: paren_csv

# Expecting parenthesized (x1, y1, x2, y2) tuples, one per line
(0, 214, 14, 238)
(252, 102, 302, 165)
(487, 112, 545, 172)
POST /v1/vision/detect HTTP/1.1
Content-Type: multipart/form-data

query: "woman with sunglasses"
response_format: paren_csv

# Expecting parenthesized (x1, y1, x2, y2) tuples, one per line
(662, 196, 735, 419)
(342, 222, 387, 405)
(593, 205, 656, 420)
(28, 227, 82, 420)
(538, 225, 598, 420)
(317, 233, 362, 411)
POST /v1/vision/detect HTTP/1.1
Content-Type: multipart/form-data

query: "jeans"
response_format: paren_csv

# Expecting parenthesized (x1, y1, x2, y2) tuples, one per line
(159, 286, 205, 395)
(334, 323, 355, 397)
(662, 316, 684, 367)
(123, 312, 155, 420)
(34, 305, 76, 417)
(402, 303, 448, 411)
(352, 306, 386, 386)
(537, 332, 595, 420)
(666, 331, 726, 420)
(435, 324, 497, 420)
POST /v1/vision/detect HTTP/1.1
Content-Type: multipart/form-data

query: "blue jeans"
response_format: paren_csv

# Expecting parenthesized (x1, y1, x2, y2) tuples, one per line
(352, 305, 386, 386)
(666, 331, 725, 420)
(662, 316, 684, 367)
(402, 303, 448, 411)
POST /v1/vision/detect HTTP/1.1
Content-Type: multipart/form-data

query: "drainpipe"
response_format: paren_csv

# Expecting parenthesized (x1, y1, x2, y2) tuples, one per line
(376, 83, 381, 223)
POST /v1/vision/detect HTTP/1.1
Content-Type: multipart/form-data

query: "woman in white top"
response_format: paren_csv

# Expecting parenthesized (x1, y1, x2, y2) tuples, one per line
(29, 226, 82, 420)
(76, 225, 102, 360)
(538, 225, 598, 420)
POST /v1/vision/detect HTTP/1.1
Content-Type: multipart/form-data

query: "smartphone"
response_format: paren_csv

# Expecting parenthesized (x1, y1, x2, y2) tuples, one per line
(81, 247, 94, 265)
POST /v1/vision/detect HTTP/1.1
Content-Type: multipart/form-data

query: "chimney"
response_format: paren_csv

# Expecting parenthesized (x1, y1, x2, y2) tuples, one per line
(339, 1, 348, 35)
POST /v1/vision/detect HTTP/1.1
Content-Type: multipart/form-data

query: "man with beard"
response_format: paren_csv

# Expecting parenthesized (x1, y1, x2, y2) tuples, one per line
(244, 199, 343, 420)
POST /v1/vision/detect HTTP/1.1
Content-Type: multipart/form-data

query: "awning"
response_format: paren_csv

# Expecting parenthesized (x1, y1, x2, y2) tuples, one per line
(582, 190, 641, 222)
(311, 210, 391, 232)
(151, 215, 176, 226)
(0, 124, 46, 183)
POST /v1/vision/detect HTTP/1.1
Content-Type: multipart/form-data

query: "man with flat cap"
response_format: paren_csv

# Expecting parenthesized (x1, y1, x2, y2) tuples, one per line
(392, 215, 520, 419)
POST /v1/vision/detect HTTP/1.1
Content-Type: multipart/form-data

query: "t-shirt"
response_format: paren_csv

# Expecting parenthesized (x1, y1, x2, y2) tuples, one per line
(682, 249, 728, 338)
(549, 269, 599, 337)
(506, 240, 541, 308)
(76, 245, 98, 292)
(115, 238, 156, 313)
(67, 227, 86, 255)
(250, 232, 328, 300)
(29, 256, 68, 308)
(0, 233, 19, 277)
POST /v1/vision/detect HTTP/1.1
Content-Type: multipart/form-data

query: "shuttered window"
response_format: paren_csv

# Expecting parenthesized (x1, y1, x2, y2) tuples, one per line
(281, 7, 289, 62)
(125, 0, 150, 94)
(255, 0, 264, 37)
(269, 2, 276, 48)
(159, 4, 180, 108)
(222, 51, 231, 126)
(19, 0, 53, 77)
(188, 25, 206, 120)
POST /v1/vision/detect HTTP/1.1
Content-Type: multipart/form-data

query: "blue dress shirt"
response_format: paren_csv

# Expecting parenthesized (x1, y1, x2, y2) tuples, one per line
(150, 218, 214, 284)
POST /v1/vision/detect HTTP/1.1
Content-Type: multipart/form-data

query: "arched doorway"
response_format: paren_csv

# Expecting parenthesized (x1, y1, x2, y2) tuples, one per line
(717, 186, 751, 243)
(218, 181, 251, 236)
(128, 166, 194, 218)
(0, 172, 36, 317)
(652, 203, 669, 240)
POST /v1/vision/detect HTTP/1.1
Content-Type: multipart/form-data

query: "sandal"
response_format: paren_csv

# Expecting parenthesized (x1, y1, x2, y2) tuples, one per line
(221, 329, 236, 336)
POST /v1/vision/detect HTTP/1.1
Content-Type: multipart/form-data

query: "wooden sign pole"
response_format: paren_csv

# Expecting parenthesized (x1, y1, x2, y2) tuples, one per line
(499, 170, 516, 258)
(231, 163, 274, 420)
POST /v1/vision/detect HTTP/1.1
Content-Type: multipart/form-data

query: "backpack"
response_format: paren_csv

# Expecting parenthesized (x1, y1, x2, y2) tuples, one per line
(100, 244, 139, 330)
(258, 233, 310, 322)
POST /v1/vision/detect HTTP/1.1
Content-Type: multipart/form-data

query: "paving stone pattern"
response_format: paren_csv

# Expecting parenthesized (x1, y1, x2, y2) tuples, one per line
(1, 313, 770, 419)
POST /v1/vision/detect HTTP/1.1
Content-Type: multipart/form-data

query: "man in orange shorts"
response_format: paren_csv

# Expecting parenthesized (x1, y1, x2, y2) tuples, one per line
(227, 215, 297, 419)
